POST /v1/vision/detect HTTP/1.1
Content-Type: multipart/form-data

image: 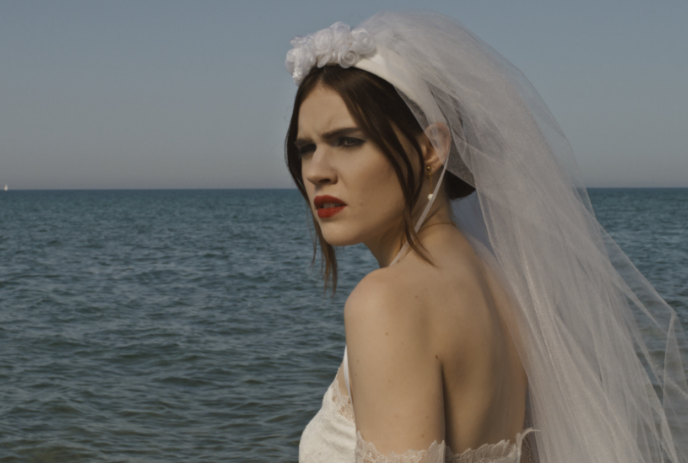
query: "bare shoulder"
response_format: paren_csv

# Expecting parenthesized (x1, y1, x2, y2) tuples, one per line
(344, 266, 428, 333)
(343, 235, 522, 453)
(344, 266, 445, 453)
(344, 248, 486, 362)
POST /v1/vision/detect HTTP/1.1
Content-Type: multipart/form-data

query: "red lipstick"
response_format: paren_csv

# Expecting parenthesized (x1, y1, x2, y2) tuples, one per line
(314, 195, 347, 219)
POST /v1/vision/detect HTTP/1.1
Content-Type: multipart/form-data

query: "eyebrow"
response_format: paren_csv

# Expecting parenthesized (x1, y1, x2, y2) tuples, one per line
(295, 127, 363, 147)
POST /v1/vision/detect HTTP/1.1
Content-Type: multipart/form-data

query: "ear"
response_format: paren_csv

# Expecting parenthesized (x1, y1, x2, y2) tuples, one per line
(418, 123, 450, 174)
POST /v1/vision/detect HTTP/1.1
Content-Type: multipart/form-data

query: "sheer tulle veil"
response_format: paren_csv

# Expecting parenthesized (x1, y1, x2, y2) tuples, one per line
(287, 11, 688, 463)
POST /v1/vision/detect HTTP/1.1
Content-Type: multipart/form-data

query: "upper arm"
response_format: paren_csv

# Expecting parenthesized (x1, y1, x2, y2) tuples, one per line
(345, 271, 445, 455)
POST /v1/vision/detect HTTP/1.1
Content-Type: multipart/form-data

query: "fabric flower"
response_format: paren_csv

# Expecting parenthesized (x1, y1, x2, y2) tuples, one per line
(285, 22, 376, 84)
(286, 42, 316, 83)
(337, 46, 358, 68)
(312, 29, 335, 67)
(350, 29, 375, 55)
(330, 22, 351, 50)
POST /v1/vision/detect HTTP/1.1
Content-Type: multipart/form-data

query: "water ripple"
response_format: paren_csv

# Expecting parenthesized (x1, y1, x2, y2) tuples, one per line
(0, 189, 685, 461)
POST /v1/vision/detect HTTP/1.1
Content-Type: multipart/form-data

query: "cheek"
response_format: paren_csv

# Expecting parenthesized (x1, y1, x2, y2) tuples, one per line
(350, 158, 405, 219)
(380, 166, 403, 200)
(301, 166, 315, 206)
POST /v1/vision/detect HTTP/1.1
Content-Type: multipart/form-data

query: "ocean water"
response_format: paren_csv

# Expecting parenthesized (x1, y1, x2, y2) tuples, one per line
(0, 188, 686, 462)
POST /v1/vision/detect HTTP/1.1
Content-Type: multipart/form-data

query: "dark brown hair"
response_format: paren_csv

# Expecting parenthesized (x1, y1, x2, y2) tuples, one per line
(285, 65, 474, 292)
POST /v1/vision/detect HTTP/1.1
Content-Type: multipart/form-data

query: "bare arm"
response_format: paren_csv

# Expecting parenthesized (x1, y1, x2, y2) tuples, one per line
(345, 270, 446, 456)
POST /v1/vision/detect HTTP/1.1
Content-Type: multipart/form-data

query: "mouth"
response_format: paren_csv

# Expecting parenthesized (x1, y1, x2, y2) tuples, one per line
(314, 195, 347, 219)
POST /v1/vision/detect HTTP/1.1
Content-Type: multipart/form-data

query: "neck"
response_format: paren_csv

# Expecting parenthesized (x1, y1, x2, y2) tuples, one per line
(364, 220, 407, 268)
(365, 201, 454, 268)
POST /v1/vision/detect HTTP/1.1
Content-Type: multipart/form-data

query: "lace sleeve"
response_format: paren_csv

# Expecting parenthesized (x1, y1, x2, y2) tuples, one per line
(355, 432, 447, 463)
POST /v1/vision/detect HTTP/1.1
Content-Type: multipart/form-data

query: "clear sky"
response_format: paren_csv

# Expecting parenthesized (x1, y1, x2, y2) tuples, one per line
(1, 0, 686, 189)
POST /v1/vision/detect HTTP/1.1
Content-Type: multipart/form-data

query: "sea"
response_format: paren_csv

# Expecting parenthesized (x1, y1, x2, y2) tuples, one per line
(1, 188, 686, 462)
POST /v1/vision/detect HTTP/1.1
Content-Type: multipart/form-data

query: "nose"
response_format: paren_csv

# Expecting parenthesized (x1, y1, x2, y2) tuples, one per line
(303, 146, 337, 186)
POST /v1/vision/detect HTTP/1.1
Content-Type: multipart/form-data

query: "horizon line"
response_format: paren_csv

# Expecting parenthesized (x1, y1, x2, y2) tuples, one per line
(2, 186, 688, 192)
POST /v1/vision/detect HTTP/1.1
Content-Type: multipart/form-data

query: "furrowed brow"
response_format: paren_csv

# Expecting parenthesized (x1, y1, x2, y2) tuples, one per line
(295, 127, 363, 148)
(321, 127, 362, 140)
(294, 136, 313, 148)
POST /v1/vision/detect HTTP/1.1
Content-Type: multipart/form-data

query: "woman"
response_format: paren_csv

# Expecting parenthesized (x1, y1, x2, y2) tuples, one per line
(284, 11, 688, 463)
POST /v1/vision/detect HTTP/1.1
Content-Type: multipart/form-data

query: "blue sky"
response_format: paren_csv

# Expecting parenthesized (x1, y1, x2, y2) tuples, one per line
(1, 0, 686, 189)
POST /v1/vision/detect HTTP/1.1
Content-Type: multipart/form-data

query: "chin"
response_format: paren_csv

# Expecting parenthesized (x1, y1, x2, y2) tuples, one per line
(319, 223, 364, 247)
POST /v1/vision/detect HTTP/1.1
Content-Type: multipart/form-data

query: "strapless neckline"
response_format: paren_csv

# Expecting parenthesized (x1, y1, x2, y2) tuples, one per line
(299, 375, 537, 462)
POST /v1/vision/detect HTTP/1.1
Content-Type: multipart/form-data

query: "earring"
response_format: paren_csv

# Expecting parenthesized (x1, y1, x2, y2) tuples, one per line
(426, 165, 434, 201)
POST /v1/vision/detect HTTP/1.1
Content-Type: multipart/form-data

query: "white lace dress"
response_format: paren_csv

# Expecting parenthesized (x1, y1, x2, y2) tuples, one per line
(299, 365, 537, 463)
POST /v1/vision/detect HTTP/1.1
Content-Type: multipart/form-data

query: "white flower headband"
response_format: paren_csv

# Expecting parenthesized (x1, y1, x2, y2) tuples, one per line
(285, 22, 376, 84)
(285, 20, 447, 145)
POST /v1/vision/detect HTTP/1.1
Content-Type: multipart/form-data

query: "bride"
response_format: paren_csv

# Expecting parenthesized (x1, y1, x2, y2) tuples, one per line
(284, 11, 688, 463)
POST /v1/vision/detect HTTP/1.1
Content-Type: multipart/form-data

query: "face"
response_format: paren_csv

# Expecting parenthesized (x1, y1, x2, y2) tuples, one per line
(295, 86, 407, 248)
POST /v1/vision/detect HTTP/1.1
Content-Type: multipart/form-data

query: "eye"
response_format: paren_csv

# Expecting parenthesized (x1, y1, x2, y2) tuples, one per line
(296, 143, 315, 157)
(338, 136, 364, 148)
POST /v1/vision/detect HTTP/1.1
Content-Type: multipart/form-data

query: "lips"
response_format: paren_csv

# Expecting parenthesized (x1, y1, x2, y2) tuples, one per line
(314, 195, 347, 219)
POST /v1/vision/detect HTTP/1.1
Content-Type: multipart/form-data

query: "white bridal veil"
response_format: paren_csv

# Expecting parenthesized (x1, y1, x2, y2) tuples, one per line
(288, 11, 688, 463)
